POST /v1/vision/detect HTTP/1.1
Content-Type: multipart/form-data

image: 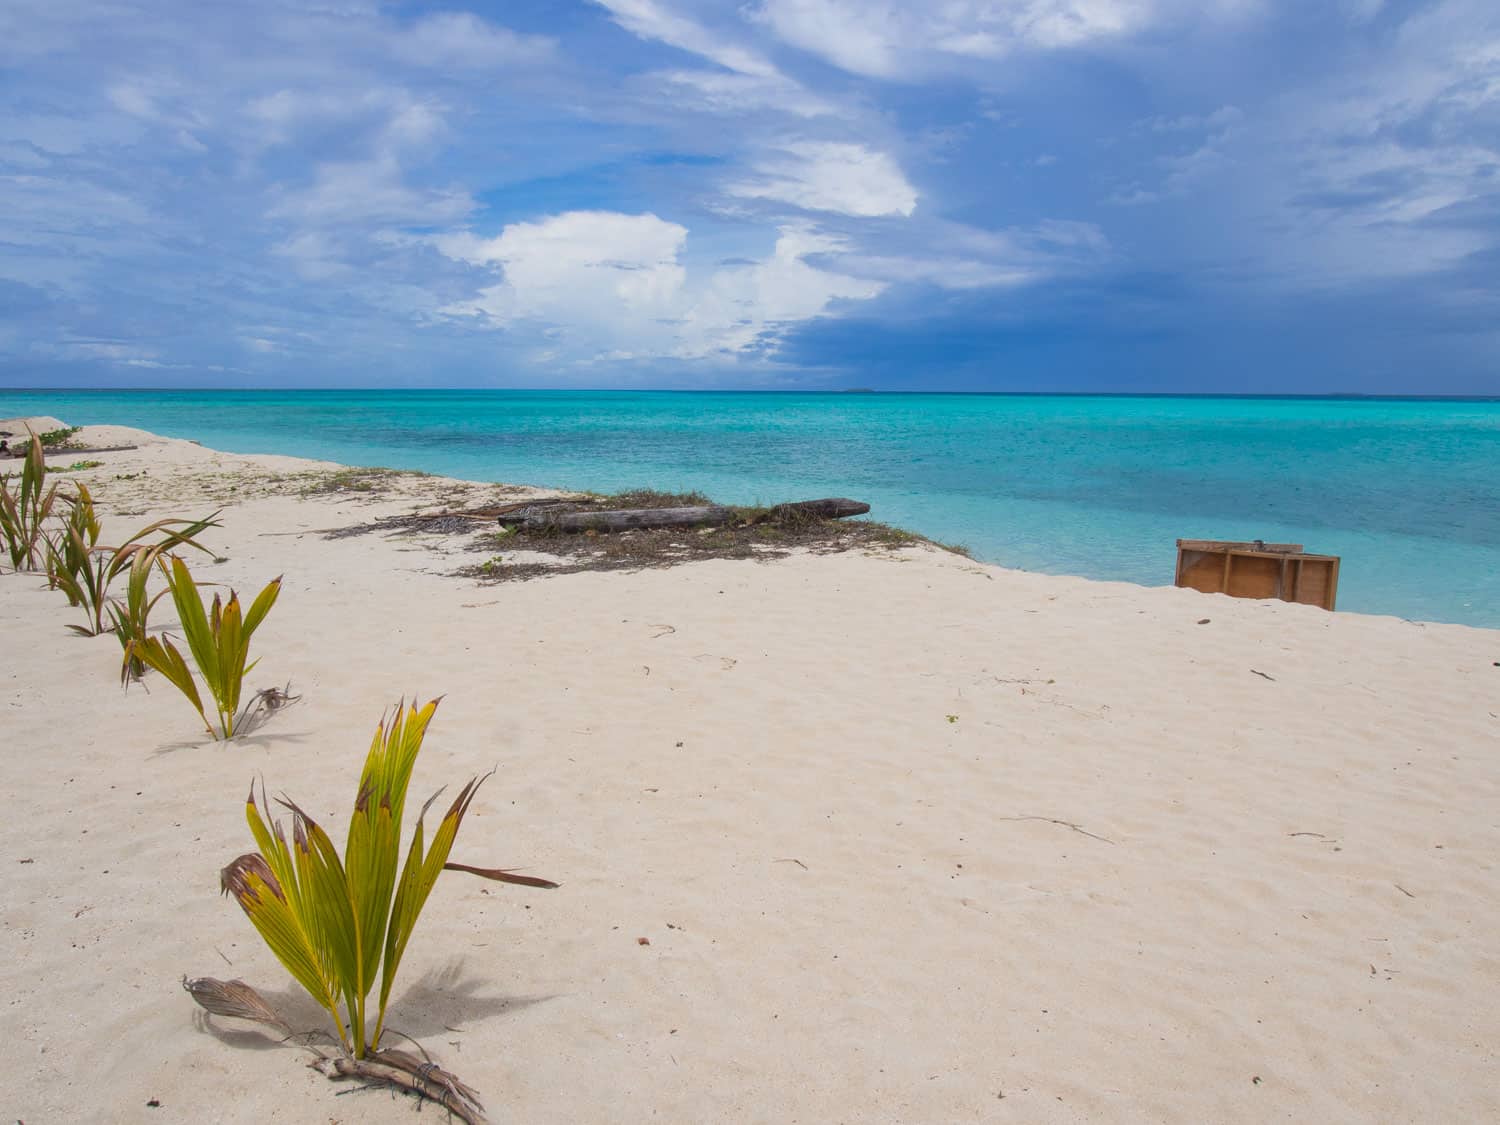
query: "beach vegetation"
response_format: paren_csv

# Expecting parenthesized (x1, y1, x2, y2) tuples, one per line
(594, 488, 714, 509)
(44, 481, 102, 605)
(300, 466, 429, 496)
(197, 699, 557, 1117)
(126, 556, 280, 739)
(36, 425, 82, 447)
(45, 483, 220, 638)
(106, 525, 221, 682)
(109, 545, 162, 682)
(0, 434, 59, 572)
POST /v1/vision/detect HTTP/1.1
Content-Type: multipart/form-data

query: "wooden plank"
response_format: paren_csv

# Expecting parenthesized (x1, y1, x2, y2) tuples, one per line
(1176, 549, 1229, 594)
(1176, 538, 1303, 554)
(1290, 557, 1339, 611)
(1225, 552, 1283, 600)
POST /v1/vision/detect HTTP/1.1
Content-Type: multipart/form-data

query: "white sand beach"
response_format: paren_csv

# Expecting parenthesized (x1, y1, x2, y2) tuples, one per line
(3, 420, 1498, 1124)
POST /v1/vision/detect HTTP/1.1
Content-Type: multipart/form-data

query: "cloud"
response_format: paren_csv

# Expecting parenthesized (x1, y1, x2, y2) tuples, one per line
(653, 69, 835, 118)
(3, 0, 1496, 390)
(1217, 0, 1500, 283)
(595, 0, 779, 77)
(727, 142, 918, 216)
(594, 0, 846, 121)
(268, 154, 473, 226)
(833, 217, 1110, 288)
(437, 210, 689, 324)
(752, 0, 1160, 78)
(435, 210, 884, 359)
(677, 226, 885, 355)
(395, 12, 555, 69)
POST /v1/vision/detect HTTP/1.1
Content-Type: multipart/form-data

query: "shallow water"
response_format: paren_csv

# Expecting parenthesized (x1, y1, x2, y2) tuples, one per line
(3, 389, 1496, 627)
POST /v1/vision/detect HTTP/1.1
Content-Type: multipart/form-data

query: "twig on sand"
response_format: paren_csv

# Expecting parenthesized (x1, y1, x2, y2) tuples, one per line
(1250, 669, 1276, 681)
(773, 858, 809, 869)
(184, 976, 487, 1123)
(994, 816, 1115, 845)
(312, 1050, 485, 1125)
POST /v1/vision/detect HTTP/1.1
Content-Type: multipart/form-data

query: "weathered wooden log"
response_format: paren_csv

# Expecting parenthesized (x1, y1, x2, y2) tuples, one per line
(760, 498, 870, 522)
(40, 444, 140, 455)
(516, 505, 737, 532)
(499, 497, 870, 534)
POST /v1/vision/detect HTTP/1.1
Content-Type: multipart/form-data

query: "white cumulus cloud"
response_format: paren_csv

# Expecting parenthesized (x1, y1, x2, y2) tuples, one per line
(435, 210, 884, 359)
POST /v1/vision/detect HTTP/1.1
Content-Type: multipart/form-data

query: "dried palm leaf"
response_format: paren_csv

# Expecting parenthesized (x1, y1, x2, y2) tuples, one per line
(181, 976, 291, 1035)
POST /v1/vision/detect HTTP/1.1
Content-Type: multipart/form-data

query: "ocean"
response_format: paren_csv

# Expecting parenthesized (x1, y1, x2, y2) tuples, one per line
(2, 389, 1496, 628)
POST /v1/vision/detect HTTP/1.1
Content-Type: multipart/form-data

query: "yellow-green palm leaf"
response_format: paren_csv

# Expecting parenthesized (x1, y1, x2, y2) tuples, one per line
(220, 699, 557, 1058)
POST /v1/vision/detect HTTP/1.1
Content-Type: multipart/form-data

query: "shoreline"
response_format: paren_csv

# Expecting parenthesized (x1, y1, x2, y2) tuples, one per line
(5, 411, 1495, 633)
(3, 418, 1499, 1122)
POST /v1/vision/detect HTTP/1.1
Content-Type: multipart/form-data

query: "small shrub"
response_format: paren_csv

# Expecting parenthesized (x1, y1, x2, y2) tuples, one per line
(36, 425, 81, 447)
(127, 556, 280, 739)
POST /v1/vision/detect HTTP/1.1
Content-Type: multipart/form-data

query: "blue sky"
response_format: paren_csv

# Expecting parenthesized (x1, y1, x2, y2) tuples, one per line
(2, 0, 1498, 392)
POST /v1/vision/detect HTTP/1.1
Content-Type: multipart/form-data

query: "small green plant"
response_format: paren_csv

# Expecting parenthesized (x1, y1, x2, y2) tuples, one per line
(0, 434, 59, 571)
(209, 699, 555, 1099)
(106, 529, 218, 682)
(54, 460, 104, 472)
(109, 544, 160, 682)
(46, 483, 219, 637)
(127, 556, 281, 739)
(36, 425, 81, 447)
(45, 481, 102, 603)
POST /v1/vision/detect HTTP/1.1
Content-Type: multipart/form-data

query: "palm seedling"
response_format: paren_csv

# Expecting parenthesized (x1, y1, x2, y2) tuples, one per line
(0, 434, 59, 572)
(191, 699, 557, 1121)
(44, 480, 101, 602)
(46, 483, 219, 638)
(126, 555, 281, 739)
(107, 539, 190, 683)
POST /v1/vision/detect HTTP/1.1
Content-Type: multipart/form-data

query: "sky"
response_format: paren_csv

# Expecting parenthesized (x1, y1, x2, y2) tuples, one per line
(1, 0, 1498, 393)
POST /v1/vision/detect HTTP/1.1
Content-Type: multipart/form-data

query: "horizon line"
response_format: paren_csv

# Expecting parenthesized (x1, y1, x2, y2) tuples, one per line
(3, 386, 1499, 402)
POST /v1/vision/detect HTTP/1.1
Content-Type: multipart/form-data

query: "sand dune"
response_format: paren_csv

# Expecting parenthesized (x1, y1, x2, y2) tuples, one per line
(2, 422, 1497, 1123)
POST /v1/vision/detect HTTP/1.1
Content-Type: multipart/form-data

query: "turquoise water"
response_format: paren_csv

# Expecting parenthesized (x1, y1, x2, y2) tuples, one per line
(3, 390, 1497, 628)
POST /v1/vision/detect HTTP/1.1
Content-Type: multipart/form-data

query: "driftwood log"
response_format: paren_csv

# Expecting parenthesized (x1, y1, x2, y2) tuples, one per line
(498, 497, 870, 533)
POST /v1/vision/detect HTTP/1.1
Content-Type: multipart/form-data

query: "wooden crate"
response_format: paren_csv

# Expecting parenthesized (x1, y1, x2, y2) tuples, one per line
(1174, 539, 1340, 611)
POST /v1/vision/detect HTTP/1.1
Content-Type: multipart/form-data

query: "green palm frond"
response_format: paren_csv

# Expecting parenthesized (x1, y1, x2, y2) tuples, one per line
(43, 482, 219, 638)
(129, 555, 279, 738)
(220, 699, 557, 1059)
(0, 434, 59, 571)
